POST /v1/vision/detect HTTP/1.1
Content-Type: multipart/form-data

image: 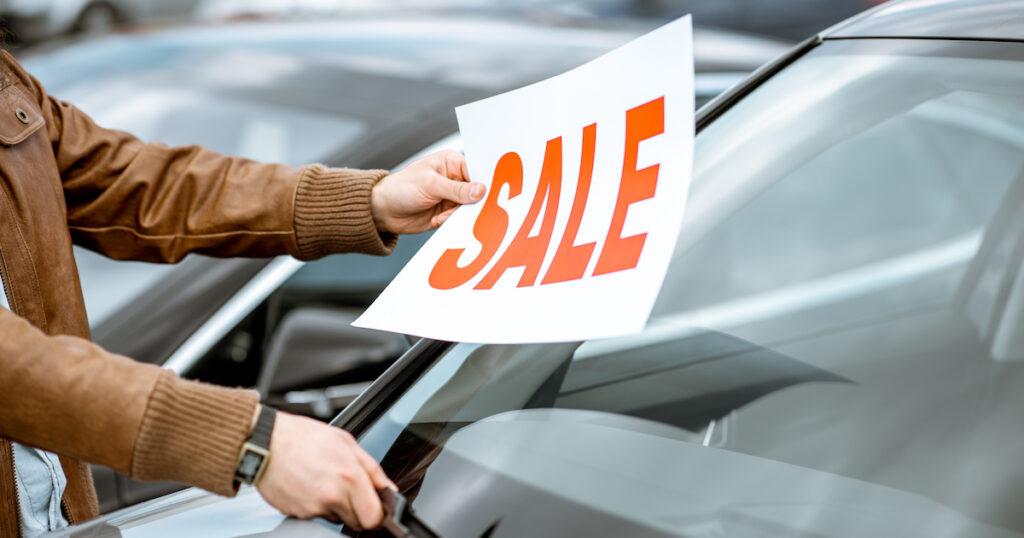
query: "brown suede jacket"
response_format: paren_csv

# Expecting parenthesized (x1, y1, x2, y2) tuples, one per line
(0, 50, 394, 537)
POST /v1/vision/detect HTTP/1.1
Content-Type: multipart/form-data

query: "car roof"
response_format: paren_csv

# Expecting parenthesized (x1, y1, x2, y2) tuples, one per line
(825, 0, 1024, 41)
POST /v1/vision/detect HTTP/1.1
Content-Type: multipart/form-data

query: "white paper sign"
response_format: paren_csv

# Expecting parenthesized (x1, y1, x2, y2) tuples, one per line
(354, 16, 695, 343)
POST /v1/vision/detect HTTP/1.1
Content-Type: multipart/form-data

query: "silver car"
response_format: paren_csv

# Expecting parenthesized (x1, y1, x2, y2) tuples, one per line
(49, 0, 1024, 535)
(19, 10, 788, 515)
(1, 0, 200, 41)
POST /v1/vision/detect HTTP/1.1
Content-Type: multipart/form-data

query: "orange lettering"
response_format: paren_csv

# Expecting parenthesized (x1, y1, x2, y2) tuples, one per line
(475, 137, 563, 289)
(593, 97, 664, 276)
(428, 152, 523, 289)
(541, 123, 597, 285)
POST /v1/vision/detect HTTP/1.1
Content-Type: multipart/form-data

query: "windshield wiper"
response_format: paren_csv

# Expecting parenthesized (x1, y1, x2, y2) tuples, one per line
(368, 489, 441, 538)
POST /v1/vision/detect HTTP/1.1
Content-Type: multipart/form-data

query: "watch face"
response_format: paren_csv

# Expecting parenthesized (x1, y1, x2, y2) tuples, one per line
(239, 451, 263, 479)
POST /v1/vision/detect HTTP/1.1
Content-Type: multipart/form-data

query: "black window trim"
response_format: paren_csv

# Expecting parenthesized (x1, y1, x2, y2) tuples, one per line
(331, 337, 452, 433)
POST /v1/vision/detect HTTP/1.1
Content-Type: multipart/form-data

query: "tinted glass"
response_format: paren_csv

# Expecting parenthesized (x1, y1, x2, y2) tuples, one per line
(284, 233, 432, 293)
(356, 40, 1024, 537)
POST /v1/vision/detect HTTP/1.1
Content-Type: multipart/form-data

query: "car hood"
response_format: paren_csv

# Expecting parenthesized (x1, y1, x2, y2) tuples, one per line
(51, 487, 325, 538)
(56, 409, 1019, 538)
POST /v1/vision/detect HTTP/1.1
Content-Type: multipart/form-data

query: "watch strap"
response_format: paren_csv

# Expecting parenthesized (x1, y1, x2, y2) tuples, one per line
(234, 406, 277, 486)
(250, 405, 277, 450)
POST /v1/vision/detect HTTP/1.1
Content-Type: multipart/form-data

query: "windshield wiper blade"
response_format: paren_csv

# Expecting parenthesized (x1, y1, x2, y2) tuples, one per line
(375, 488, 441, 538)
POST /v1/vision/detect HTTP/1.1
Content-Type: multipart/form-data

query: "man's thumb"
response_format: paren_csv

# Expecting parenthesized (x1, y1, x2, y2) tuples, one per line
(437, 176, 486, 204)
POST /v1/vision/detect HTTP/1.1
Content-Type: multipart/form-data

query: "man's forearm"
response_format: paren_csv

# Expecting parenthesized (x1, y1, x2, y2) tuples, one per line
(1, 50, 394, 265)
(0, 307, 258, 496)
(291, 165, 396, 260)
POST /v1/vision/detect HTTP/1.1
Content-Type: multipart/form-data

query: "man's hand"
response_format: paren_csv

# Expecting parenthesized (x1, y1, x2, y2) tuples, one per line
(256, 412, 395, 531)
(371, 150, 487, 234)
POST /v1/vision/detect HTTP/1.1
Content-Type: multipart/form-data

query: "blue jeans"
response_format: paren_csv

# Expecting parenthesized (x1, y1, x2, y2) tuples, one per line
(13, 442, 69, 536)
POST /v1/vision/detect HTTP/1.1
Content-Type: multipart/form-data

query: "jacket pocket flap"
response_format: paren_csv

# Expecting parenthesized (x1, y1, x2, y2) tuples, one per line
(0, 85, 44, 145)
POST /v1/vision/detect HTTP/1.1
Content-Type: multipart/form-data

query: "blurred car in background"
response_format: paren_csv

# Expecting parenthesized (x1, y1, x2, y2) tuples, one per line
(47, 0, 1024, 536)
(21, 11, 787, 512)
(582, 0, 888, 40)
(197, 0, 887, 40)
(0, 0, 199, 42)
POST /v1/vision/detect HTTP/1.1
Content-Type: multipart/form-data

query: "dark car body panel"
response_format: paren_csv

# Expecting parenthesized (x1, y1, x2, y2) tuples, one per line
(92, 257, 269, 363)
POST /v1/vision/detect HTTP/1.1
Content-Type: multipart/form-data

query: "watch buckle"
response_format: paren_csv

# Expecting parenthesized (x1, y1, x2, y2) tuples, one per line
(235, 441, 271, 484)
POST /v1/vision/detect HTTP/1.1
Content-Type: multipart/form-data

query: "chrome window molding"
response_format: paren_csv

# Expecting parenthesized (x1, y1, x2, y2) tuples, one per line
(163, 256, 305, 375)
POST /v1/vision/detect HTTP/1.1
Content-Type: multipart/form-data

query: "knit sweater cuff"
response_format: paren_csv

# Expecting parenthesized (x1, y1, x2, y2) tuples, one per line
(292, 165, 397, 260)
(131, 371, 259, 497)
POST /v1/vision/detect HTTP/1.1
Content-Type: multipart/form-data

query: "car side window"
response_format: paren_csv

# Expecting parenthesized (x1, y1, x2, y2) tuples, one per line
(283, 233, 431, 293)
(185, 233, 432, 420)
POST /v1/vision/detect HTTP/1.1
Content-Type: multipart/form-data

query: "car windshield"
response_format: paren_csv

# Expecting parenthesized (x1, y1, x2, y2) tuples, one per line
(355, 40, 1024, 537)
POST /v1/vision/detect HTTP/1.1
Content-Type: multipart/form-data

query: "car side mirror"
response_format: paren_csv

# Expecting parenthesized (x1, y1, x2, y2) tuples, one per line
(257, 307, 409, 418)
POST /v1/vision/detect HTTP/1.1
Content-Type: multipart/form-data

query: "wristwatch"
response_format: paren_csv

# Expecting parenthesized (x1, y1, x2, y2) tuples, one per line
(234, 405, 277, 486)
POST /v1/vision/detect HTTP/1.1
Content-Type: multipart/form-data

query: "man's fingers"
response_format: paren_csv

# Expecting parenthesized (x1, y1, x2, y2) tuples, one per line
(432, 207, 458, 227)
(353, 446, 395, 490)
(438, 149, 470, 182)
(430, 173, 486, 205)
(459, 155, 469, 182)
(346, 470, 385, 530)
(326, 490, 357, 529)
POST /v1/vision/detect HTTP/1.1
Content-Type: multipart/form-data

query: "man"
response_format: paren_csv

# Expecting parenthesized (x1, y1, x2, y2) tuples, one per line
(0, 47, 485, 537)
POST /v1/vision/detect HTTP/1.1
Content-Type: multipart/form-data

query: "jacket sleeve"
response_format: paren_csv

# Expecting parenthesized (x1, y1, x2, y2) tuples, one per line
(0, 307, 258, 495)
(1, 51, 394, 262)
